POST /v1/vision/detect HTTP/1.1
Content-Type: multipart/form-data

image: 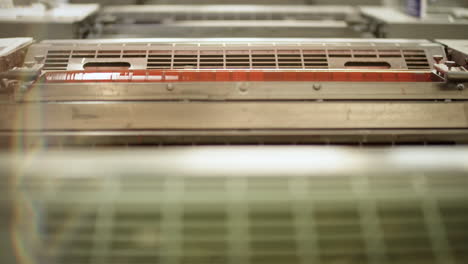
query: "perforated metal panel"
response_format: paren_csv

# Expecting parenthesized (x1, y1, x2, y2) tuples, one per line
(4, 147, 468, 264)
(32, 39, 443, 71)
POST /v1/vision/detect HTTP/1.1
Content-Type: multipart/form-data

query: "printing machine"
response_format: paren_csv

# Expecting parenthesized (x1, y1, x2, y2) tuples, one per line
(1, 37, 468, 147)
(1, 2, 468, 264)
(94, 5, 361, 38)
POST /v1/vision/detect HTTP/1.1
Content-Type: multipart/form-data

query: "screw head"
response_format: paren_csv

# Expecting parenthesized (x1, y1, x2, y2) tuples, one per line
(313, 84, 322, 91)
(166, 83, 174, 91)
(456, 83, 465, 91)
(238, 83, 248, 92)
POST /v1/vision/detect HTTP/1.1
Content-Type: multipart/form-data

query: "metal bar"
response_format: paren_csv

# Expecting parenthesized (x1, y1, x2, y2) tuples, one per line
(1, 102, 468, 131)
(22, 81, 468, 102)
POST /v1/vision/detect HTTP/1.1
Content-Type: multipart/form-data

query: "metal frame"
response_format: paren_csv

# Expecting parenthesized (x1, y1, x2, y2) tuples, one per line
(25, 38, 444, 72)
(2, 38, 467, 146)
(95, 5, 360, 38)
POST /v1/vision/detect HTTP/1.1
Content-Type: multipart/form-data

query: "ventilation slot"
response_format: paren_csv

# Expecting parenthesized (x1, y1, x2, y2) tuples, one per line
(83, 62, 131, 70)
(309, 176, 352, 193)
(439, 199, 468, 264)
(328, 49, 352, 58)
(249, 205, 297, 264)
(226, 51, 250, 68)
(353, 50, 377, 58)
(403, 50, 430, 69)
(199, 51, 224, 69)
(71, 50, 95, 59)
(252, 50, 276, 68)
(277, 50, 302, 68)
(378, 49, 402, 58)
(368, 175, 414, 192)
(303, 50, 328, 68)
(97, 50, 121, 58)
(173, 51, 198, 69)
(345, 61, 390, 69)
(147, 50, 172, 69)
(109, 207, 162, 264)
(378, 201, 435, 264)
(182, 206, 228, 264)
(426, 174, 468, 191)
(44, 50, 70, 70)
(184, 177, 226, 192)
(123, 50, 147, 58)
(43, 206, 97, 264)
(15, 171, 468, 264)
(314, 202, 367, 262)
(151, 12, 323, 22)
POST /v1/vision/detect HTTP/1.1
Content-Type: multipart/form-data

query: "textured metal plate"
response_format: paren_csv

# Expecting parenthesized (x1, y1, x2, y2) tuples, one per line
(2, 102, 468, 130)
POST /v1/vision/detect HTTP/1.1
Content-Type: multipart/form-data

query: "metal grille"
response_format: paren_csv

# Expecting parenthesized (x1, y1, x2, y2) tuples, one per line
(34, 40, 444, 71)
(44, 50, 71, 70)
(404, 50, 430, 70)
(101, 5, 353, 22)
(42, 47, 438, 71)
(11, 150, 468, 264)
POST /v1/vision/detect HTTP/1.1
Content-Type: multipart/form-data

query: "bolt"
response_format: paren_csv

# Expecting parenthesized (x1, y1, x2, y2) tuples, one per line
(313, 83, 322, 91)
(166, 83, 174, 91)
(433, 55, 443, 64)
(456, 83, 465, 91)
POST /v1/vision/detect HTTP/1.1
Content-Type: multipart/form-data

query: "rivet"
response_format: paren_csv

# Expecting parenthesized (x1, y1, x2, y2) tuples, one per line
(238, 83, 248, 92)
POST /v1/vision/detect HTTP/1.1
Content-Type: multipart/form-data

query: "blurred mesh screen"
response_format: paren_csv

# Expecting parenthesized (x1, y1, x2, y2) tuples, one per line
(1, 147, 467, 264)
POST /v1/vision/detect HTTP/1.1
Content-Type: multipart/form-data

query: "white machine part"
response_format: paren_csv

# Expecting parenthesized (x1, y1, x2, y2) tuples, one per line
(361, 5, 468, 39)
(0, 3, 98, 39)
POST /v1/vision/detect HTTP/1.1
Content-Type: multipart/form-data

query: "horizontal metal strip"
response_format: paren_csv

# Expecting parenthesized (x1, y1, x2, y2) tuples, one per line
(1, 102, 467, 131)
(22, 81, 468, 101)
(41, 70, 437, 83)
